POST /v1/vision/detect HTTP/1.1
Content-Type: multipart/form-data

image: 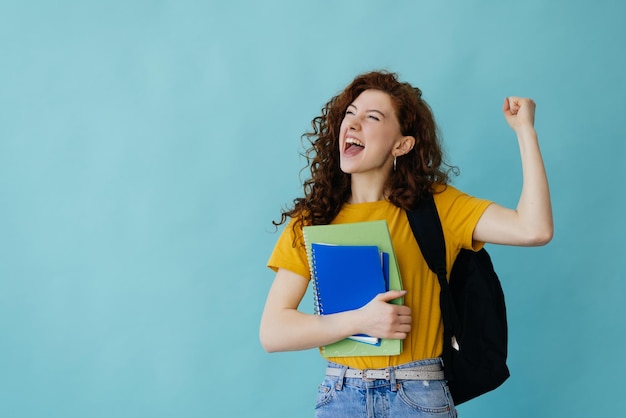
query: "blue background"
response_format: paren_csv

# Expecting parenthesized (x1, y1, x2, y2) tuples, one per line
(1, 1, 624, 417)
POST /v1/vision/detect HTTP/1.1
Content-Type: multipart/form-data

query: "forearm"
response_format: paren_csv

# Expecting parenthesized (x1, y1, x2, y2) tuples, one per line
(515, 125, 553, 244)
(260, 269, 410, 353)
(260, 269, 360, 353)
(260, 308, 360, 353)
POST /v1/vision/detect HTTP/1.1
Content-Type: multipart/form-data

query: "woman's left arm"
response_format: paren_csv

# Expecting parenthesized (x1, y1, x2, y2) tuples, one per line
(473, 97, 553, 246)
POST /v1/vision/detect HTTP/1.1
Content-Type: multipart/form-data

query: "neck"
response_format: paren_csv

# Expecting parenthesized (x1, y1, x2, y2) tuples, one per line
(348, 173, 388, 204)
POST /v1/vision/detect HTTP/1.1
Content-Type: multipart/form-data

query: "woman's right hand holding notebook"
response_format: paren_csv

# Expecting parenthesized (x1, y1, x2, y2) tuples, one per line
(356, 290, 412, 340)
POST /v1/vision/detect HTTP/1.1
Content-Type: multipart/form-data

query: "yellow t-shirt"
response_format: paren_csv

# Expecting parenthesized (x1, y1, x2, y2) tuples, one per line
(267, 185, 492, 370)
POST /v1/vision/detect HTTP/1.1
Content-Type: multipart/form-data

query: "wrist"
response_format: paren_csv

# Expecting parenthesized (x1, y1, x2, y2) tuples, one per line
(346, 308, 365, 336)
(514, 124, 537, 137)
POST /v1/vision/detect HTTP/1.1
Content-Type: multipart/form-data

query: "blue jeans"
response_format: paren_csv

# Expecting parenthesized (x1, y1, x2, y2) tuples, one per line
(315, 358, 457, 418)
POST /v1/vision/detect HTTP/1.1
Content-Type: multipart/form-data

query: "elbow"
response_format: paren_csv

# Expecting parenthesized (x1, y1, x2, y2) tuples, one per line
(259, 334, 277, 353)
(538, 228, 554, 246)
(524, 225, 554, 246)
(259, 324, 282, 353)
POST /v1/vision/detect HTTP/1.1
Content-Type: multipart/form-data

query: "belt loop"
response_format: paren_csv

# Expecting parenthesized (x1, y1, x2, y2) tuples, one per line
(389, 367, 398, 392)
(334, 366, 347, 391)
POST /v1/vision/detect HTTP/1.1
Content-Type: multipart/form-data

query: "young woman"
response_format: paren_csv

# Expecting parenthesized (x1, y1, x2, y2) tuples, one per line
(260, 71, 552, 417)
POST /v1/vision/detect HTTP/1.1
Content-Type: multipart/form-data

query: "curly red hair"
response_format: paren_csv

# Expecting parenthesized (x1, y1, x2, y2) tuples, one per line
(275, 70, 455, 230)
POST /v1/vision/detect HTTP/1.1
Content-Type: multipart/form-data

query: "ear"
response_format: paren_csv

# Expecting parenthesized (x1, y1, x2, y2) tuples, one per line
(393, 136, 415, 157)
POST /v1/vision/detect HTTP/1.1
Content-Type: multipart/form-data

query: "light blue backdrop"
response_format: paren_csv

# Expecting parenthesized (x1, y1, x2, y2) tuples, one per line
(1, 1, 624, 417)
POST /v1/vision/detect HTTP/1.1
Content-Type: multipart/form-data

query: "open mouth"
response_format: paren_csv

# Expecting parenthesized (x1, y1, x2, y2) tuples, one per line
(344, 137, 364, 155)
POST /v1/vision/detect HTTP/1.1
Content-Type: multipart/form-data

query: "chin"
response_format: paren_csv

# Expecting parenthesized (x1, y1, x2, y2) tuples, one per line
(339, 164, 356, 174)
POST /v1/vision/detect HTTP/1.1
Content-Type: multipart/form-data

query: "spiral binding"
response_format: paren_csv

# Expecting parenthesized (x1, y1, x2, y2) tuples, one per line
(310, 243, 323, 315)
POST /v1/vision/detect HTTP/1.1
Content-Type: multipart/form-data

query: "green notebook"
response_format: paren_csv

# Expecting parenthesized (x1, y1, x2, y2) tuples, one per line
(303, 220, 403, 357)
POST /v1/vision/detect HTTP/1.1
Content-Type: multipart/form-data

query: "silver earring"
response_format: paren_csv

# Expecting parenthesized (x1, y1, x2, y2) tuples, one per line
(393, 155, 397, 171)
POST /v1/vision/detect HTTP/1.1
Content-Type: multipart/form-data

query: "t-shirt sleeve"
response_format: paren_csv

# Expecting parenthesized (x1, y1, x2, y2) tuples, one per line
(434, 185, 493, 252)
(267, 218, 311, 280)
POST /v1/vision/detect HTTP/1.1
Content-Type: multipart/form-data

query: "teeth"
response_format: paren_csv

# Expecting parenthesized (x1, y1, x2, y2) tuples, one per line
(346, 137, 364, 147)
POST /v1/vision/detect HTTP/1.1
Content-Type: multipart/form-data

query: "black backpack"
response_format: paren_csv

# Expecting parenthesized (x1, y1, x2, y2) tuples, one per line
(406, 194, 510, 405)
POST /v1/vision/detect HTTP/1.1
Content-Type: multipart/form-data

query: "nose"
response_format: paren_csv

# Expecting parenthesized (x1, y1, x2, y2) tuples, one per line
(347, 116, 361, 131)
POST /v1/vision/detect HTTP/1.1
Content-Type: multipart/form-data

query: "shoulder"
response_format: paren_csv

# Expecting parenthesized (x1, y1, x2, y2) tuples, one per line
(268, 215, 310, 278)
(431, 183, 493, 249)
(432, 183, 472, 207)
(432, 183, 490, 207)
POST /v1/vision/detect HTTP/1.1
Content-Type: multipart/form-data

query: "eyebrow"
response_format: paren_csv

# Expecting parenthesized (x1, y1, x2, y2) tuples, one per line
(347, 104, 386, 118)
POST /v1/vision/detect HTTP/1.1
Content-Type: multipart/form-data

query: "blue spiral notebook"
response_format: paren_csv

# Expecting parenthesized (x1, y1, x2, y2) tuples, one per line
(311, 243, 388, 345)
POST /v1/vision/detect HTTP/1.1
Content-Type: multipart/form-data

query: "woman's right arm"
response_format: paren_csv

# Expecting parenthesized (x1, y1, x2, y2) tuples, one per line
(259, 268, 411, 353)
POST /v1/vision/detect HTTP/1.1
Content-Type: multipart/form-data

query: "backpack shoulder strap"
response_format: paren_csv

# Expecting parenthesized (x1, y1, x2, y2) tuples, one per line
(406, 194, 447, 278)
(406, 195, 460, 347)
